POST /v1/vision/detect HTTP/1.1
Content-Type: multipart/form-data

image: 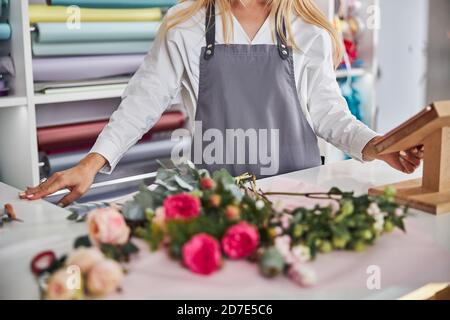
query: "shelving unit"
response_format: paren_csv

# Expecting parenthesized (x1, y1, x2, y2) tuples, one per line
(317, 0, 379, 163)
(0, 0, 380, 191)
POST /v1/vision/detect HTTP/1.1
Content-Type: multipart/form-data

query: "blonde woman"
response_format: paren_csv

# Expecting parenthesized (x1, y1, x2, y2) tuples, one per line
(21, 0, 422, 205)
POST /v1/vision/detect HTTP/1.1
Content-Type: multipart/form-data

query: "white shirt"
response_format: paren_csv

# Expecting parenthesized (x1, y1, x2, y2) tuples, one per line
(90, 1, 378, 174)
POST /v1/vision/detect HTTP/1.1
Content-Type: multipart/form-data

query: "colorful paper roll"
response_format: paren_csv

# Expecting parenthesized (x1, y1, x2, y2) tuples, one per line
(0, 23, 11, 40)
(32, 38, 153, 56)
(37, 111, 185, 151)
(33, 54, 144, 81)
(29, 4, 162, 23)
(34, 22, 160, 43)
(48, 0, 177, 8)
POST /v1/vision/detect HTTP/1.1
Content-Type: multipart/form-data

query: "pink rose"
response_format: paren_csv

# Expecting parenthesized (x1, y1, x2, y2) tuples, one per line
(182, 233, 222, 275)
(87, 260, 124, 296)
(200, 177, 216, 190)
(87, 207, 130, 246)
(66, 247, 104, 273)
(163, 193, 201, 220)
(221, 222, 259, 259)
(46, 269, 82, 300)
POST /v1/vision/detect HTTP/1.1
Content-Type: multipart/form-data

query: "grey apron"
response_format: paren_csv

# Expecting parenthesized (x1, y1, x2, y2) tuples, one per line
(192, 3, 321, 178)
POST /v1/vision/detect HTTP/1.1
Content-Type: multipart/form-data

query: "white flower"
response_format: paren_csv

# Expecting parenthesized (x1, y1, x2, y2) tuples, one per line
(373, 212, 385, 232)
(280, 214, 292, 229)
(291, 245, 311, 262)
(255, 200, 265, 210)
(272, 226, 283, 236)
(367, 203, 381, 216)
(274, 235, 292, 263)
(395, 208, 404, 217)
(288, 263, 317, 287)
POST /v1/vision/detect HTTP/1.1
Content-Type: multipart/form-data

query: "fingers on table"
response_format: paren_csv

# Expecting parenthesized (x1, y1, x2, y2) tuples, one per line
(19, 173, 66, 200)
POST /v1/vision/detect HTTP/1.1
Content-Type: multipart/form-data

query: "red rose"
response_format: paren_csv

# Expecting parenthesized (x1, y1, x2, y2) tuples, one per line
(222, 222, 259, 259)
(163, 193, 201, 220)
(182, 233, 222, 275)
(200, 177, 216, 190)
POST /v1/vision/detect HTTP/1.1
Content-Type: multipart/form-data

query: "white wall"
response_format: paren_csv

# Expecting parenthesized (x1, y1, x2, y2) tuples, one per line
(376, 0, 429, 134)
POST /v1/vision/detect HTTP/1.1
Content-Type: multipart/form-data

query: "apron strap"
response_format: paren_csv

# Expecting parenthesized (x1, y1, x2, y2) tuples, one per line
(203, 2, 289, 60)
(204, 2, 216, 60)
(276, 14, 289, 60)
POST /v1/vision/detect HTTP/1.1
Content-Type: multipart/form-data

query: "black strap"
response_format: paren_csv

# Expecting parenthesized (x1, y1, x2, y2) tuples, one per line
(204, 2, 216, 60)
(203, 2, 288, 60)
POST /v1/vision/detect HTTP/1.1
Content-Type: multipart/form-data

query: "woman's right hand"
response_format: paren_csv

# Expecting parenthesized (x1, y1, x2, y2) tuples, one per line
(19, 153, 107, 207)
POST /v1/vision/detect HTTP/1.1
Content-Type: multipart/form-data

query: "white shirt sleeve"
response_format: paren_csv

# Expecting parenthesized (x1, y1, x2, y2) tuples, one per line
(90, 22, 184, 174)
(306, 30, 378, 161)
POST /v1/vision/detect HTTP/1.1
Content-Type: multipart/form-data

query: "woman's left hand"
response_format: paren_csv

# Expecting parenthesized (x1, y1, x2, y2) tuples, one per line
(362, 137, 423, 174)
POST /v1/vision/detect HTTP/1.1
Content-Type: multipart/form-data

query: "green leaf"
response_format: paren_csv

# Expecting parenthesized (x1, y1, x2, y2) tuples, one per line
(67, 212, 79, 221)
(73, 235, 91, 249)
(122, 241, 139, 255)
(122, 201, 145, 221)
(174, 175, 194, 191)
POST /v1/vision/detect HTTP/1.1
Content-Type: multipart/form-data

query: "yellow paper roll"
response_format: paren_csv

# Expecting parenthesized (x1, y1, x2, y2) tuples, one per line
(29, 4, 162, 23)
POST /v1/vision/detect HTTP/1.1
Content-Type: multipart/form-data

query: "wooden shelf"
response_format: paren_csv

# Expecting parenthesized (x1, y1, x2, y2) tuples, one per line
(33, 85, 126, 105)
(0, 96, 28, 108)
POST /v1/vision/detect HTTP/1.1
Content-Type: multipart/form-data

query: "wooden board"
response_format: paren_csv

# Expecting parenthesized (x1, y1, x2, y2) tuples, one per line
(369, 178, 450, 215)
(374, 101, 450, 155)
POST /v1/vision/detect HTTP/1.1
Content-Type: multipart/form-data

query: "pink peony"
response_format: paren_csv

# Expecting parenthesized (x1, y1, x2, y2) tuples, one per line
(221, 222, 259, 259)
(182, 233, 222, 275)
(87, 207, 130, 246)
(87, 260, 124, 296)
(66, 247, 104, 273)
(46, 269, 82, 300)
(163, 193, 201, 220)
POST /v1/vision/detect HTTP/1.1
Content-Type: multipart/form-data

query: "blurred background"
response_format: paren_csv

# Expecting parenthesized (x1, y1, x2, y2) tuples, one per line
(0, 0, 448, 203)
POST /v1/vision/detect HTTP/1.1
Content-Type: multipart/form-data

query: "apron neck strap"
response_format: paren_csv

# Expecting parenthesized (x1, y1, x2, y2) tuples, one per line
(204, 2, 216, 60)
(203, 2, 289, 60)
(275, 10, 289, 60)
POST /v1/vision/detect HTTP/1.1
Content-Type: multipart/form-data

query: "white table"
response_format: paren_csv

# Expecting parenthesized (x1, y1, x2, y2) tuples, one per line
(1, 160, 449, 300)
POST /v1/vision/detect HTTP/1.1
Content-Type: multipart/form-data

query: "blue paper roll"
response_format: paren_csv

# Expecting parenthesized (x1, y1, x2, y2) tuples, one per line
(35, 22, 160, 43)
(48, 0, 177, 8)
(32, 38, 153, 56)
(0, 23, 11, 40)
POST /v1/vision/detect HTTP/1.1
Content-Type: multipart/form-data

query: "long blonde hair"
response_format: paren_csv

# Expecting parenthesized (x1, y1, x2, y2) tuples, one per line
(163, 0, 342, 67)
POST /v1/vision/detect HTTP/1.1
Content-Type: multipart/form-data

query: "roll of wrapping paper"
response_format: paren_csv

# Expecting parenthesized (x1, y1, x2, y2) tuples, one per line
(34, 22, 160, 43)
(33, 54, 144, 81)
(0, 23, 11, 40)
(42, 139, 181, 175)
(48, 0, 177, 8)
(32, 38, 153, 56)
(29, 4, 162, 23)
(37, 111, 185, 151)
(0, 56, 14, 75)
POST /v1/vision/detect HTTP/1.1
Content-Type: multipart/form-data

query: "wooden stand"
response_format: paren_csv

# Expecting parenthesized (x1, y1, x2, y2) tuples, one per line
(369, 101, 450, 215)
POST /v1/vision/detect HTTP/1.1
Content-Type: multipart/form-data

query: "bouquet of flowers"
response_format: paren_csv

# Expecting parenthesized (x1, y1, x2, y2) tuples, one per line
(36, 160, 408, 299)
(121, 161, 407, 284)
